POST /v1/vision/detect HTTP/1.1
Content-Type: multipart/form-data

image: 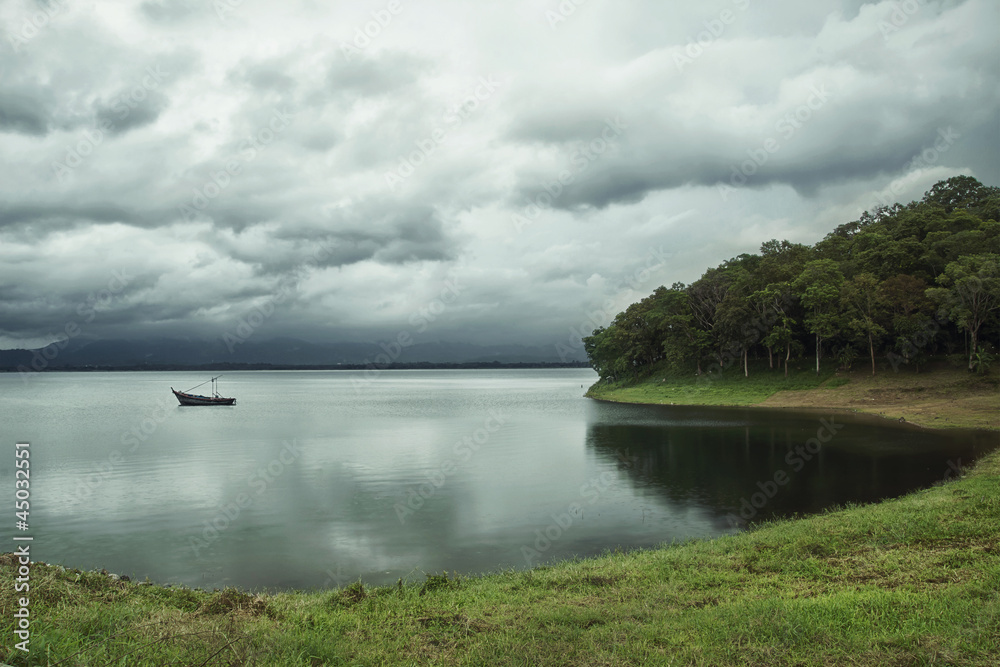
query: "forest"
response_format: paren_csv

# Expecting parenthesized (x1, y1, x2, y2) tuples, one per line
(583, 176, 1000, 382)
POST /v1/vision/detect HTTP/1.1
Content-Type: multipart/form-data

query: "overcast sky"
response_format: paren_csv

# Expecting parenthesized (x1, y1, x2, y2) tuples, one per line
(1, 0, 997, 351)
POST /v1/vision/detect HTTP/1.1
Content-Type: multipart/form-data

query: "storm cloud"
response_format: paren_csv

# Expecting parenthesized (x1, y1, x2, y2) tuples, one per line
(1, 0, 997, 351)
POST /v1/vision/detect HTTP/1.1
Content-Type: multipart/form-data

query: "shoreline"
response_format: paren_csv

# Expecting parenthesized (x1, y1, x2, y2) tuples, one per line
(585, 366, 1000, 431)
(586, 394, 992, 432)
(587, 394, 943, 430)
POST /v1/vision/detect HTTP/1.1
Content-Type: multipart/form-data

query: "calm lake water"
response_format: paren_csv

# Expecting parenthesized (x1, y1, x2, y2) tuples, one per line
(1, 369, 996, 590)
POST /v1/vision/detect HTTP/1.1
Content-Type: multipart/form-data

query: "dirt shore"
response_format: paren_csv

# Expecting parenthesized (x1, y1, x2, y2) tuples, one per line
(758, 367, 999, 430)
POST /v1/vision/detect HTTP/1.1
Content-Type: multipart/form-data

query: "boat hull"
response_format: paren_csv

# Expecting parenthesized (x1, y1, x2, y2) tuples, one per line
(171, 389, 236, 406)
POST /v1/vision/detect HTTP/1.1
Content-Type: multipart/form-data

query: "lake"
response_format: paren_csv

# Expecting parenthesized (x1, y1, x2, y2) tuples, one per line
(1, 369, 996, 590)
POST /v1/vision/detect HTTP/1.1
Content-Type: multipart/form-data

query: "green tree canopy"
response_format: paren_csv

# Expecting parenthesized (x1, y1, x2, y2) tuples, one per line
(583, 176, 999, 382)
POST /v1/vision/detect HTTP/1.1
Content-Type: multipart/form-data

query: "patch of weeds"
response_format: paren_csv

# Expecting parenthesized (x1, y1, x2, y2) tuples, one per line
(935, 550, 980, 569)
(333, 580, 368, 607)
(366, 579, 407, 600)
(143, 585, 203, 611)
(420, 572, 460, 596)
(682, 595, 721, 609)
(802, 542, 836, 558)
(200, 587, 273, 617)
(417, 612, 492, 634)
(582, 574, 624, 587)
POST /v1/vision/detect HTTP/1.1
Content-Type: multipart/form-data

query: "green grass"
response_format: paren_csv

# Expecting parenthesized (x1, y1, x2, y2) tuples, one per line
(822, 376, 852, 389)
(3, 450, 999, 665)
(586, 363, 836, 406)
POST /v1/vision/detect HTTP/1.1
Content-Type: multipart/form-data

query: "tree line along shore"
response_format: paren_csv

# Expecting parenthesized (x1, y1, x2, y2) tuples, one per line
(583, 176, 999, 388)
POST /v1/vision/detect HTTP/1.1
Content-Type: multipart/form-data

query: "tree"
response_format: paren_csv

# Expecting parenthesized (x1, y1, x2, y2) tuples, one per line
(716, 266, 759, 377)
(881, 274, 935, 371)
(793, 260, 845, 374)
(841, 273, 888, 375)
(658, 284, 711, 375)
(922, 175, 996, 215)
(927, 254, 1000, 371)
(688, 268, 732, 368)
(854, 231, 922, 278)
(759, 239, 811, 281)
(834, 344, 858, 371)
(583, 326, 625, 382)
(764, 313, 795, 377)
(612, 297, 662, 372)
(757, 282, 798, 376)
(920, 215, 1000, 276)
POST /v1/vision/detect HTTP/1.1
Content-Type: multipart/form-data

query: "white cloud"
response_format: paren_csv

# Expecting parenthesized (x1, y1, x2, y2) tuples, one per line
(0, 0, 997, 348)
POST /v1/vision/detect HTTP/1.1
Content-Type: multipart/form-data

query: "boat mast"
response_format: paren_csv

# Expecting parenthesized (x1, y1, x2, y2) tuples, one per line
(183, 374, 224, 396)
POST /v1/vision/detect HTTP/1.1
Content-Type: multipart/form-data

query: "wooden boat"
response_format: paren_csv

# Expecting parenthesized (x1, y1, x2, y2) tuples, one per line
(171, 375, 236, 406)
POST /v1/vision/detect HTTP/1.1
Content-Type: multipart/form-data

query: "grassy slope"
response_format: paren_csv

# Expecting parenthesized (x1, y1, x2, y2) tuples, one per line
(3, 450, 999, 666)
(587, 363, 1000, 430)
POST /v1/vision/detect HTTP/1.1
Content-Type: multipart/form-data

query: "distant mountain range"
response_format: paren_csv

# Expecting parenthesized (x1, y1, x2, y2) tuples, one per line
(0, 337, 589, 371)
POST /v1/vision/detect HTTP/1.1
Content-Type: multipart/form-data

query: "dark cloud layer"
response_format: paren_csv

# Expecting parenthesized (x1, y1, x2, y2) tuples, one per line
(0, 88, 51, 135)
(0, 0, 996, 350)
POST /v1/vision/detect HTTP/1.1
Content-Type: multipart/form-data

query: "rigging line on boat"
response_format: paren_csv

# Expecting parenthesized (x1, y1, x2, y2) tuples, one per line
(183, 375, 224, 393)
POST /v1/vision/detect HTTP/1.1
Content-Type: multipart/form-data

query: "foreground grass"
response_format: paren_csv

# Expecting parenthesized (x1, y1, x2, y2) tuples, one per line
(587, 362, 1000, 430)
(3, 450, 999, 666)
